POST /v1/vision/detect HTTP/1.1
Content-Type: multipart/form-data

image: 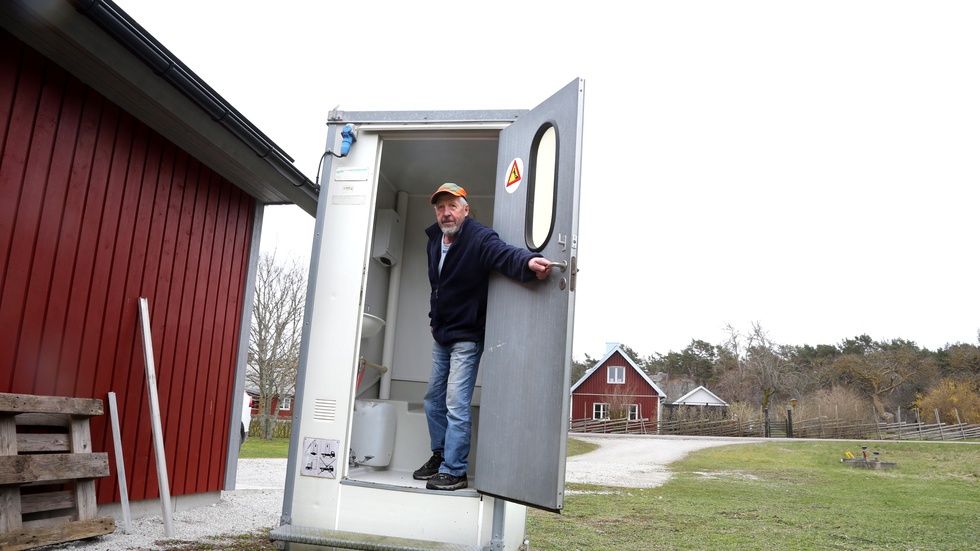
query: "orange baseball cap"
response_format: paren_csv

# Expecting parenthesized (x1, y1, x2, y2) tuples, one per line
(430, 183, 467, 204)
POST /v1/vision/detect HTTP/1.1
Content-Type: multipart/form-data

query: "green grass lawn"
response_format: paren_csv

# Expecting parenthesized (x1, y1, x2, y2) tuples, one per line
(566, 436, 600, 458)
(528, 440, 980, 551)
(236, 436, 979, 550)
(238, 437, 290, 458)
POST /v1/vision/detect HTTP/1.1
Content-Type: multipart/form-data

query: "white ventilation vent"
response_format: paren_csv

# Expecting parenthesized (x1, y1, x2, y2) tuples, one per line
(313, 399, 337, 422)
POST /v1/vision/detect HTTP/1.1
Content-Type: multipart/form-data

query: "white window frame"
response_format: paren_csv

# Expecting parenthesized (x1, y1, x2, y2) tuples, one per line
(629, 404, 640, 421)
(279, 397, 292, 411)
(593, 403, 609, 420)
(607, 366, 625, 384)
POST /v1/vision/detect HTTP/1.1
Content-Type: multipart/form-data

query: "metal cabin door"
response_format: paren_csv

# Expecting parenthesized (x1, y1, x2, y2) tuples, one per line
(475, 78, 584, 513)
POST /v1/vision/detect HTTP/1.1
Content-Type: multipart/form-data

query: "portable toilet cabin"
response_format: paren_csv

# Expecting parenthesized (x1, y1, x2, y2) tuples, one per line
(271, 78, 584, 551)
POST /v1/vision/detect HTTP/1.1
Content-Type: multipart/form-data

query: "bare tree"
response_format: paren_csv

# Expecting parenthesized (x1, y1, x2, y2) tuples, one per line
(248, 252, 306, 439)
(743, 322, 796, 413)
(607, 379, 642, 420)
(714, 324, 752, 404)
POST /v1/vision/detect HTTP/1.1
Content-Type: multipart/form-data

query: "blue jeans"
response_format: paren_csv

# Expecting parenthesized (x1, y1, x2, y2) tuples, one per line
(423, 340, 484, 476)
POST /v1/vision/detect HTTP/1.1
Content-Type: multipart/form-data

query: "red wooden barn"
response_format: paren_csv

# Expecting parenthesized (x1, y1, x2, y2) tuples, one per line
(571, 343, 666, 426)
(1, 0, 316, 514)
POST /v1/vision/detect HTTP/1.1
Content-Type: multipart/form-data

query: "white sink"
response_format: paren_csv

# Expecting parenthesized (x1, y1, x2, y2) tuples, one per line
(361, 313, 386, 338)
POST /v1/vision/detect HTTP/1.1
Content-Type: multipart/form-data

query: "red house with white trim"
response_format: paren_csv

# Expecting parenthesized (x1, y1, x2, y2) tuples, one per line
(571, 343, 666, 429)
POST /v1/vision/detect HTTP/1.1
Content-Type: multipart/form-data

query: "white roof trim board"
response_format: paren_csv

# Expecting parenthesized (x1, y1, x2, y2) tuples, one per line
(570, 344, 666, 398)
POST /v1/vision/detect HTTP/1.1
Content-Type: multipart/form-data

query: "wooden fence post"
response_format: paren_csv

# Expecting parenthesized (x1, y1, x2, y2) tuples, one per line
(955, 409, 966, 440)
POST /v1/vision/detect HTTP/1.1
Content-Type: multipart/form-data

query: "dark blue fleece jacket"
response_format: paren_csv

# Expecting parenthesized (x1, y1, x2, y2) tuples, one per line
(426, 217, 541, 346)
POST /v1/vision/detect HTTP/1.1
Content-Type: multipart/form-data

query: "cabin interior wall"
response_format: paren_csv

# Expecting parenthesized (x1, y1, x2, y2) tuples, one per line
(363, 136, 498, 405)
(356, 180, 396, 398)
(385, 193, 496, 405)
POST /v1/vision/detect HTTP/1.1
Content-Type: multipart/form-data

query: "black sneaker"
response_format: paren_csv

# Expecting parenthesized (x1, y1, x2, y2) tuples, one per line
(412, 453, 443, 480)
(426, 472, 467, 491)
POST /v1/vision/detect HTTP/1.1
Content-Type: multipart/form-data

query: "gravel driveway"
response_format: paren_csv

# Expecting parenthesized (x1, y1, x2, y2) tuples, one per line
(565, 434, 753, 488)
(51, 460, 288, 551)
(51, 435, 750, 550)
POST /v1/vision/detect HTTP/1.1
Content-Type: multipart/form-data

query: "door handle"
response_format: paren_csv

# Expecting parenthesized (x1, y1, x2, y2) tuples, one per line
(548, 260, 567, 273)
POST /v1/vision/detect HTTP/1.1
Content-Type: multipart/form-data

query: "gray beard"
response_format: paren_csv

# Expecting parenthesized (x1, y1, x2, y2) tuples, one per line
(440, 221, 459, 237)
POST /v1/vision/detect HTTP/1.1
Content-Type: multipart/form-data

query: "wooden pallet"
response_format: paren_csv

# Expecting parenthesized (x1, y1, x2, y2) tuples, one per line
(0, 393, 114, 551)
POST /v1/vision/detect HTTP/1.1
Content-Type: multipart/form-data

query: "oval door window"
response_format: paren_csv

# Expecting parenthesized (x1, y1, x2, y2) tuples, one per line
(526, 124, 558, 251)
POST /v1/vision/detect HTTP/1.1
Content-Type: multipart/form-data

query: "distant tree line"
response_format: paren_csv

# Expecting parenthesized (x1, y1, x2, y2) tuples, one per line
(572, 323, 980, 425)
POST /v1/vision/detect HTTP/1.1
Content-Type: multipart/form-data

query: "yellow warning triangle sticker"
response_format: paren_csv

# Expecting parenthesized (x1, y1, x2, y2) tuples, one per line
(507, 160, 522, 187)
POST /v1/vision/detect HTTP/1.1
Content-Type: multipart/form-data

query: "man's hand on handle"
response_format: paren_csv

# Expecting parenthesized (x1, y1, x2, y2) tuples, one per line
(528, 257, 554, 280)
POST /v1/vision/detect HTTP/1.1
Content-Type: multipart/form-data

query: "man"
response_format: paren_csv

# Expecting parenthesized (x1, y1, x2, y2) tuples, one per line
(414, 183, 553, 491)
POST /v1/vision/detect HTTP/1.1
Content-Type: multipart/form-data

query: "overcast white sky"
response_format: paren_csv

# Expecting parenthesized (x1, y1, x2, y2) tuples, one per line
(117, 0, 980, 359)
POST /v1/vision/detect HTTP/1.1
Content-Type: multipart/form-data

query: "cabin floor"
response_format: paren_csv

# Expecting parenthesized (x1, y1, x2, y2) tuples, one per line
(345, 466, 481, 497)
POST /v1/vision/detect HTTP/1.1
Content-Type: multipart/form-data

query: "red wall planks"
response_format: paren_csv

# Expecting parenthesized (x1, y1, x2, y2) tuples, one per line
(0, 31, 255, 504)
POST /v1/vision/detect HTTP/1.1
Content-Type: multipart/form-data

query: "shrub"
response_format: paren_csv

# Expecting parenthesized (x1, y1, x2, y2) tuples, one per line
(727, 401, 759, 424)
(805, 385, 875, 423)
(913, 379, 980, 425)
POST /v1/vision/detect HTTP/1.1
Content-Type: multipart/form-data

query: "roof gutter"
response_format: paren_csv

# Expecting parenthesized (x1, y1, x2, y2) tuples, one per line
(70, 0, 318, 194)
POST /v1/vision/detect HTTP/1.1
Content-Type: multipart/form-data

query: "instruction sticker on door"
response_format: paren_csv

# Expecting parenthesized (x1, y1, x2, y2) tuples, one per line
(505, 158, 523, 194)
(301, 437, 339, 479)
